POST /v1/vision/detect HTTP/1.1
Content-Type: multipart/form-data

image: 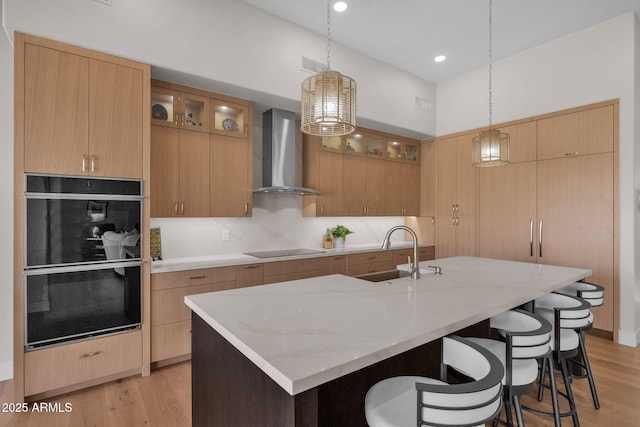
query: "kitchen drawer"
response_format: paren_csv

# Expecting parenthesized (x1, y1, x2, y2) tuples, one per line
(348, 251, 393, 266)
(392, 246, 435, 266)
(151, 320, 191, 362)
(263, 269, 329, 284)
(237, 263, 264, 288)
(151, 280, 236, 326)
(263, 257, 329, 277)
(328, 255, 347, 275)
(152, 265, 237, 290)
(348, 261, 396, 277)
(24, 330, 142, 396)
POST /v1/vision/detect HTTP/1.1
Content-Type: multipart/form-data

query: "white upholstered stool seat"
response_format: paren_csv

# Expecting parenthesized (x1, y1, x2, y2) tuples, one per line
(364, 336, 503, 427)
(556, 281, 604, 307)
(468, 309, 555, 427)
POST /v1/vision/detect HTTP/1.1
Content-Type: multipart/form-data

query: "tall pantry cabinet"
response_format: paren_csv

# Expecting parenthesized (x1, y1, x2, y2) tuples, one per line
(477, 101, 617, 333)
(14, 33, 151, 401)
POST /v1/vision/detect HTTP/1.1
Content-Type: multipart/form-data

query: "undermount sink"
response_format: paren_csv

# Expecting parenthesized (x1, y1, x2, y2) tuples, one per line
(358, 269, 412, 282)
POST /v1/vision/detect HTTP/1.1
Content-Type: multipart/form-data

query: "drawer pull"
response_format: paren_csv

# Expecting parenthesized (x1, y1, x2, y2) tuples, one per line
(367, 256, 377, 260)
(244, 265, 258, 269)
(80, 351, 101, 358)
(190, 275, 206, 280)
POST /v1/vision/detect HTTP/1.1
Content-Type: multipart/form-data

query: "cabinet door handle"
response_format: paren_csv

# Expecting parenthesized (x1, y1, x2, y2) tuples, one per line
(80, 351, 101, 358)
(320, 204, 324, 215)
(452, 217, 456, 225)
(363, 205, 367, 215)
(174, 202, 179, 216)
(456, 204, 459, 213)
(452, 204, 455, 213)
(244, 124, 249, 137)
(90, 156, 96, 173)
(174, 113, 179, 125)
(539, 219, 543, 257)
(82, 156, 87, 172)
(244, 203, 248, 215)
(180, 201, 185, 216)
(530, 218, 534, 257)
(190, 275, 206, 280)
(564, 152, 580, 156)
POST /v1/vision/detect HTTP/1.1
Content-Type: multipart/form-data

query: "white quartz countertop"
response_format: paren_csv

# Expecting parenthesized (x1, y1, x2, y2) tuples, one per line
(152, 242, 433, 273)
(184, 256, 591, 396)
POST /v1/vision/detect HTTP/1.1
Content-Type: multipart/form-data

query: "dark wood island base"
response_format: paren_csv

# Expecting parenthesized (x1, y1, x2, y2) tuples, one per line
(191, 312, 488, 427)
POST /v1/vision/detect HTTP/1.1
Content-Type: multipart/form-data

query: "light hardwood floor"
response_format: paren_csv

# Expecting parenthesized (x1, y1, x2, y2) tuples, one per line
(1, 332, 638, 426)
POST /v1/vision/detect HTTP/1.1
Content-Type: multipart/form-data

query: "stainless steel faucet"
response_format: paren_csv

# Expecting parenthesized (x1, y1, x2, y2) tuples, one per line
(381, 225, 420, 279)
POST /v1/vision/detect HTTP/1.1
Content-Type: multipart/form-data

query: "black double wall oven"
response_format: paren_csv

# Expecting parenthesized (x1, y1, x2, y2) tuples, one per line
(24, 174, 143, 350)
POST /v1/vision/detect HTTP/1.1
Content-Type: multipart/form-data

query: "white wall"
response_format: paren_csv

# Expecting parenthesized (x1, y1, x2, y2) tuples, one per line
(0, 0, 14, 381)
(437, 12, 639, 345)
(4, 0, 436, 138)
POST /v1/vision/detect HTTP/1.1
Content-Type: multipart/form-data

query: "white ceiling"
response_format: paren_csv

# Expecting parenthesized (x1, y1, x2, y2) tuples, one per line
(243, 0, 640, 82)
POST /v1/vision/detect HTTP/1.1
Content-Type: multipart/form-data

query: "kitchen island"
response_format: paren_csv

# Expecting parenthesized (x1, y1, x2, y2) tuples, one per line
(185, 256, 591, 426)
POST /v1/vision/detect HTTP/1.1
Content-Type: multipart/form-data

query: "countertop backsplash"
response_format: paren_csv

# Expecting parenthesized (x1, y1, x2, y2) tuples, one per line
(150, 194, 409, 259)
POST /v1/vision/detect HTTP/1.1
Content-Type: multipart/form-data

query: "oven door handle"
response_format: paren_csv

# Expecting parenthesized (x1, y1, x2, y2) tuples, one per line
(25, 260, 142, 275)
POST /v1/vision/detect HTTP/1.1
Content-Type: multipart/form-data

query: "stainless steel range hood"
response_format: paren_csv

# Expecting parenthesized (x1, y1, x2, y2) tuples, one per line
(253, 108, 320, 195)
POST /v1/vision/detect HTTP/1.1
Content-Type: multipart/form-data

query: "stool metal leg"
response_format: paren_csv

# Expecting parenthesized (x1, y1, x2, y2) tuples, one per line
(545, 355, 561, 427)
(513, 395, 525, 427)
(578, 331, 600, 409)
(560, 359, 580, 427)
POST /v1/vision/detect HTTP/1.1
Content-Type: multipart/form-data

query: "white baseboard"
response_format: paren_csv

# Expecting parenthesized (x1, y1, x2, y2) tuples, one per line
(0, 360, 12, 382)
(617, 329, 640, 347)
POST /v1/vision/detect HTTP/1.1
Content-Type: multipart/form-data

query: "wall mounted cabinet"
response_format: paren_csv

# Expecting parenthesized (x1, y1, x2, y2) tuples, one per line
(24, 44, 144, 178)
(303, 127, 420, 217)
(151, 86, 209, 133)
(151, 126, 210, 217)
(150, 80, 253, 218)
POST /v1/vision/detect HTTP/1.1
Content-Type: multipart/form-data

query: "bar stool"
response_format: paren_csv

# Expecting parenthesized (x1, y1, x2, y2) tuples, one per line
(364, 335, 504, 427)
(533, 292, 592, 427)
(467, 309, 559, 427)
(555, 281, 604, 409)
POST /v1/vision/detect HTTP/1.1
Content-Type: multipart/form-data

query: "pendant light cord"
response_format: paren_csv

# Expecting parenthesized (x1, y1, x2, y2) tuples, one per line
(326, 0, 332, 70)
(488, 0, 493, 129)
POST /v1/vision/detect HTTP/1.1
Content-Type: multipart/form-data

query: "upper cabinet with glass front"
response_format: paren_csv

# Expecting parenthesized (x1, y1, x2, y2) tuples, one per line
(151, 86, 209, 133)
(386, 137, 420, 163)
(211, 100, 250, 139)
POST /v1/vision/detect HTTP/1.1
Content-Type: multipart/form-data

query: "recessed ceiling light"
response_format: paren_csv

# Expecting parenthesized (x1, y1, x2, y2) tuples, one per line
(434, 55, 446, 63)
(334, 2, 348, 12)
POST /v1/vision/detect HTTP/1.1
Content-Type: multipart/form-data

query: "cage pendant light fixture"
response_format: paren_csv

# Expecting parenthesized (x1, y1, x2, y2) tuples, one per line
(301, 0, 356, 136)
(472, 0, 510, 167)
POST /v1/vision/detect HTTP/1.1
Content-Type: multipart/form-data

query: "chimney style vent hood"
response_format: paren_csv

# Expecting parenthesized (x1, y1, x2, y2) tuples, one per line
(254, 108, 320, 195)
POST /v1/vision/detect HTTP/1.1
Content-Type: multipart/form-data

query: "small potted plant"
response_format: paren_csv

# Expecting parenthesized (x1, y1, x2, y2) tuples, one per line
(330, 225, 353, 248)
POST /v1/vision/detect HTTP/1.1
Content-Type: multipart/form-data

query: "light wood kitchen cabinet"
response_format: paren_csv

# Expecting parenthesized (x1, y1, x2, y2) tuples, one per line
(537, 105, 614, 160)
(151, 85, 209, 133)
(476, 100, 617, 333)
(210, 135, 252, 217)
(392, 246, 435, 267)
(210, 99, 250, 139)
(437, 134, 476, 258)
(263, 258, 331, 284)
(347, 251, 395, 277)
(478, 161, 537, 262)
(328, 255, 348, 275)
(386, 136, 420, 163)
(385, 162, 420, 216)
(151, 266, 237, 364)
(498, 121, 537, 164)
(24, 43, 144, 178)
(537, 153, 614, 331)
(343, 156, 386, 216)
(237, 264, 264, 288)
(151, 125, 209, 217)
(303, 140, 345, 216)
(24, 330, 142, 397)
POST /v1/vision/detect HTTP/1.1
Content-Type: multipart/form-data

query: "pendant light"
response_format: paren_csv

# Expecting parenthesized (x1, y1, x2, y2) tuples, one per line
(472, 0, 510, 167)
(301, 0, 357, 136)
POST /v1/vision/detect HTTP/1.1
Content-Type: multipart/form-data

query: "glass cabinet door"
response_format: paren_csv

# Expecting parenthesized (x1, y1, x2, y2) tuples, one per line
(151, 88, 209, 132)
(151, 87, 179, 128)
(320, 135, 344, 152)
(365, 134, 385, 158)
(211, 100, 249, 138)
(387, 139, 403, 161)
(180, 93, 209, 133)
(404, 142, 419, 163)
(345, 133, 366, 155)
